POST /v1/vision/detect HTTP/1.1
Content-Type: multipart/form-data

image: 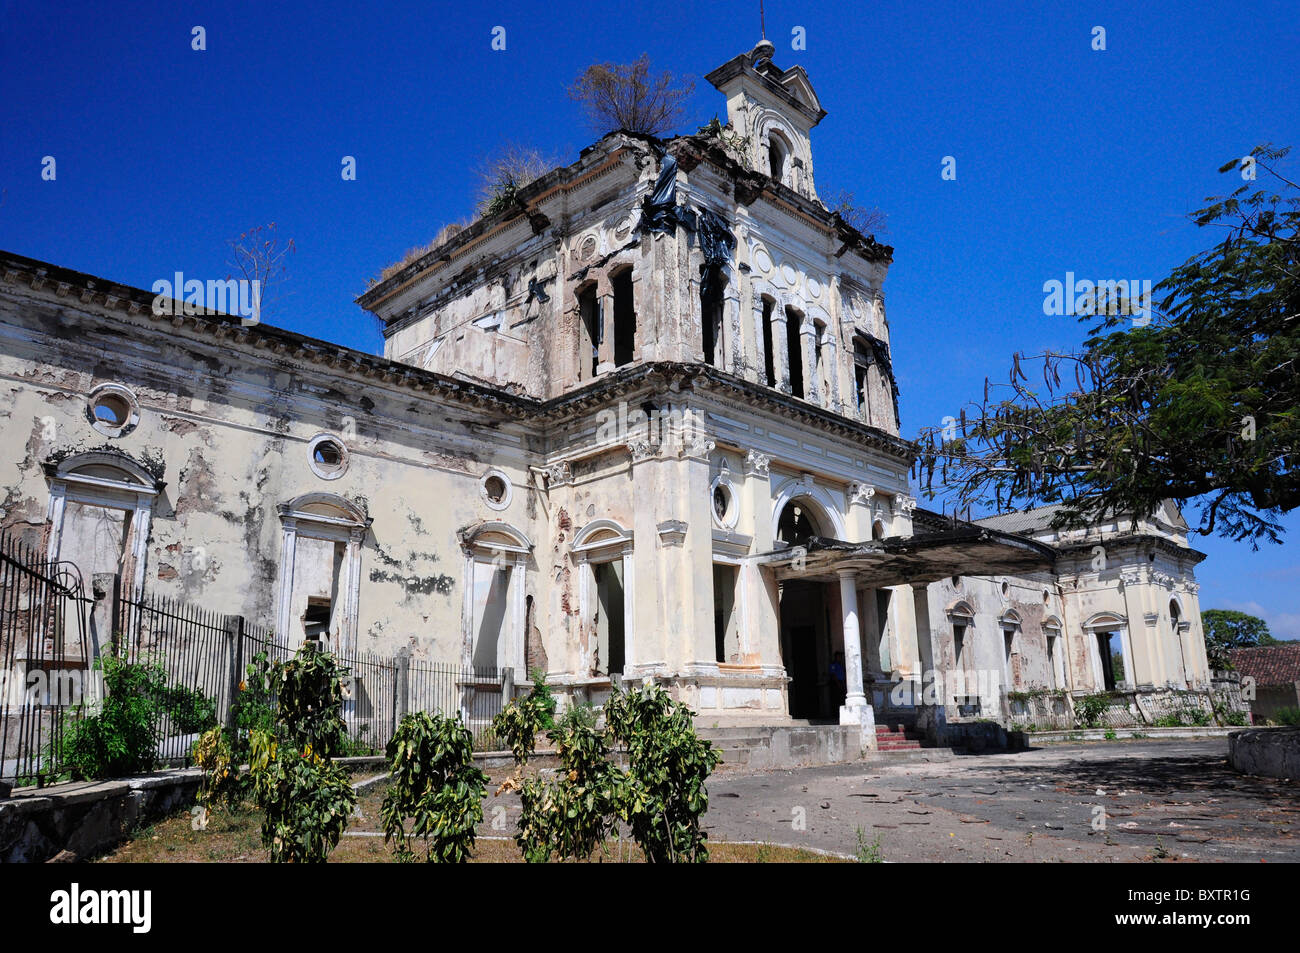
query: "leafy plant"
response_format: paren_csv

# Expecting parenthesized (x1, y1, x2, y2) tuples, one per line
(1273, 706, 1300, 726)
(381, 711, 487, 863)
(1074, 693, 1111, 729)
(193, 725, 242, 811)
(1103, 729, 1117, 740)
(515, 712, 620, 863)
(492, 671, 559, 763)
(248, 729, 356, 864)
(855, 828, 884, 863)
(246, 646, 357, 863)
(59, 647, 216, 780)
(604, 683, 721, 863)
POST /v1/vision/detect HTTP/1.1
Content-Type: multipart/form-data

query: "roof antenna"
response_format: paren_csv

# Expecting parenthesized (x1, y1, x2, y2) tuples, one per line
(760, 0, 766, 39)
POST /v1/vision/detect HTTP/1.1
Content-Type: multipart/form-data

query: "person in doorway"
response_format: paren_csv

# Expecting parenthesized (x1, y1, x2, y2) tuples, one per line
(829, 650, 847, 708)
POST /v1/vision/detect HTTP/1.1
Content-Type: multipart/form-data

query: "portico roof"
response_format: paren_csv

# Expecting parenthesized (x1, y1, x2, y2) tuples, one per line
(758, 525, 1056, 587)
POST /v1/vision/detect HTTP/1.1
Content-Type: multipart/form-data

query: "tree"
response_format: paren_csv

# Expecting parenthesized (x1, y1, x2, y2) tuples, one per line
(569, 54, 694, 137)
(829, 190, 888, 237)
(226, 222, 295, 326)
(1202, 608, 1280, 669)
(914, 144, 1299, 547)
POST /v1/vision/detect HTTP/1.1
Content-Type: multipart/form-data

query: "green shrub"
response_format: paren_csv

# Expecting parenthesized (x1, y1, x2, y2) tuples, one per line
(59, 648, 216, 780)
(381, 711, 487, 863)
(516, 712, 620, 863)
(1275, 706, 1300, 726)
(605, 683, 721, 863)
(1153, 714, 1183, 728)
(247, 646, 357, 863)
(492, 673, 562, 763)
(1074, 693, 1111, 729)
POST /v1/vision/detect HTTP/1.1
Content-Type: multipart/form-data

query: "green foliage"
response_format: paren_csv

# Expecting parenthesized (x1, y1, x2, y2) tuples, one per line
(1103, 729, 1118, 740)
(160, 684, 219, 734)
(605, 683, 721, 864)
(59, 647, 218, 780)
(1272, 707, 1300, 726)
(248, 729, 356, 864)
(914, 144, 1300, 546)
(515, 712, 620, 863)
(1201, 609, 1279, 669)
(855, 828, 884, 863)
(527, 669, 558, 729)
(193, 725, 243, 811)
(269, 646, 349, 758)
(246, 646, 357, 863)
(1074, 693, 1111, 729)
(1152, 714, 1183, 728)
(381, 711, 487, 863)
(492, 671, 559, 763)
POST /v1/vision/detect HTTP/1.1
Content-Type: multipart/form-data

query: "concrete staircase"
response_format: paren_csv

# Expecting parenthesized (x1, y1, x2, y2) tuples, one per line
(874, 720, 930, 752)
(696, 717, 946, 771)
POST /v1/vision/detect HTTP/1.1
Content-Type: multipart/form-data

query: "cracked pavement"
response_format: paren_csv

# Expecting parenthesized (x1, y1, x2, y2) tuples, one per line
(700, 739, 1300, 862)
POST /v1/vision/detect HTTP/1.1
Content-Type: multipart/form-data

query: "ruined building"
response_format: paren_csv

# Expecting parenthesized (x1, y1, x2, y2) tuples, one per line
(0, 41, 1217, 748)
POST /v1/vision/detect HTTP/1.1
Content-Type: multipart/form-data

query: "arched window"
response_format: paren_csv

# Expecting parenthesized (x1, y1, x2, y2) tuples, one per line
(276, 494, 371, 653)
(460, 522, 532, 673)
(572, 520, 634, 679)
(44, 451, 163, 633)
(768, 132, 791, 184)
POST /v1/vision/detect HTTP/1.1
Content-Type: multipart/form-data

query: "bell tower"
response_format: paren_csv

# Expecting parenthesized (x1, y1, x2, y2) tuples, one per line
(705, 39, 827, 201)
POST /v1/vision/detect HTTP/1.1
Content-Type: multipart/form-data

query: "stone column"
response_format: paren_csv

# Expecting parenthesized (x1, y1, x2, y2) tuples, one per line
(838, 569, 872, 726)
(771, 306, 791, 393)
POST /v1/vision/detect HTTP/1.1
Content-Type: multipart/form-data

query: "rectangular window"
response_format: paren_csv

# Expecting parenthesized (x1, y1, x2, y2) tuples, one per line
(701, 267, 724, 368)
(593, 560, 625, 677)
(578, 284, 600, 378)
(290, 535, 345, 650)
(785, 307, 804, 398)
(761, 297, 776, 387)
(471, 562, 513, 669)
(612, 268, 636, 366)
(713, 564, 739, 663)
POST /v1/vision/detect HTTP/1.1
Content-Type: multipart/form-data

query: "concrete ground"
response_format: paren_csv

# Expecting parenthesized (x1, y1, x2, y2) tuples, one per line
(700, 738, 1300, 862)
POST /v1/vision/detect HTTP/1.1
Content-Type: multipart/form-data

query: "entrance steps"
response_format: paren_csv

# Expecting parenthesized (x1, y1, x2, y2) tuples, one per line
(696, 719, 949, 771)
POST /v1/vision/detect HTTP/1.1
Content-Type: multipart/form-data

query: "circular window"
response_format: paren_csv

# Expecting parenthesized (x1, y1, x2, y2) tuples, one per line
(951, 575, 962, 588)
(308, 434, 349, 480)
(1000, 580, 1010, 598)
(710, 477, 736, 528)
(87, 383, 140, 437)
(1043, 588, 1051, 605)
(480, 469, 512, 511)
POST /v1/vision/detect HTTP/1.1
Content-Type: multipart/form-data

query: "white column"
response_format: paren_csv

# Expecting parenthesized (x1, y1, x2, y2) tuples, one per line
(276, 518, 299, 650)
(838, 569, 873, 731)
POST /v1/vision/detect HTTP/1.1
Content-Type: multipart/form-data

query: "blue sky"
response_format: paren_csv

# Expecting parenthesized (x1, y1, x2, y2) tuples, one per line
(1, 0, 1296, 637)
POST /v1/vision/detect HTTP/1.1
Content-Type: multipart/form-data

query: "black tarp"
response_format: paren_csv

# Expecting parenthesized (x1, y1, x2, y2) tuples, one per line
(639, 149, 680, 234)
(863, 332, 902, 428)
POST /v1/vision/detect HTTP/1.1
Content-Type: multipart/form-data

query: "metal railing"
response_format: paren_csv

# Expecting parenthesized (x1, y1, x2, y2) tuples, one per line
(1, 534, 512, 786)
(0, 531, 92, 786)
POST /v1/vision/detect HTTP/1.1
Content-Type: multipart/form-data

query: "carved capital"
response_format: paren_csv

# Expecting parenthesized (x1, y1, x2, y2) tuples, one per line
(743, 449, 771, 476)
(546, 462, 573, 486)
(848, 482, 875, 506)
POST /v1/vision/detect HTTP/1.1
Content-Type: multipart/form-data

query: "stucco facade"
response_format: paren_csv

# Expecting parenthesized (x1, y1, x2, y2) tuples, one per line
(0, 41, 1219, 738)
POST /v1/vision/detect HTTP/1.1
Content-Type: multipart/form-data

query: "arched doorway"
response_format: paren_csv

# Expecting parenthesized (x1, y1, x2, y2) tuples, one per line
(776, 496, 839, 720)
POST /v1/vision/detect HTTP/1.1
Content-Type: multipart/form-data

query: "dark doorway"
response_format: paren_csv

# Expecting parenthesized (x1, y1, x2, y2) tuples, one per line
(780, 580, 833, 720)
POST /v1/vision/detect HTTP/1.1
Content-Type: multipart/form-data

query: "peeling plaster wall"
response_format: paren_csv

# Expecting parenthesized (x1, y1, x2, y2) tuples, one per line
(0, 284, 537, 662)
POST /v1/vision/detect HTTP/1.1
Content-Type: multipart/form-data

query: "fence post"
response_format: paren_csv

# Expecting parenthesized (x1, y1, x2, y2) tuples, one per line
(395, 651, 410, 725)
(225, 615, 245, 733)
(502, 667, 514, 709)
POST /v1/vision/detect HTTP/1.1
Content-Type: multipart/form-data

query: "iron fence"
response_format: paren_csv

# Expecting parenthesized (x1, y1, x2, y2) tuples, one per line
(1, 535, 513, 786)
(0, 531, 92, 787)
